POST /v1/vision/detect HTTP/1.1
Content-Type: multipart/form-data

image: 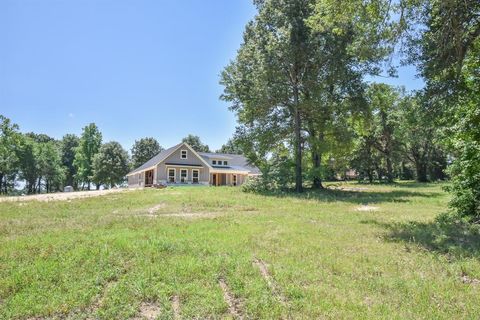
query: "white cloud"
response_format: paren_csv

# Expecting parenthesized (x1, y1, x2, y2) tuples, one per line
(68, 113, 75, 118)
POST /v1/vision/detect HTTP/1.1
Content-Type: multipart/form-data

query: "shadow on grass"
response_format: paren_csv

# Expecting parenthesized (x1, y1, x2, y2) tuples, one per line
(257, 187, 442, 204)
(361, 218, 480, 259)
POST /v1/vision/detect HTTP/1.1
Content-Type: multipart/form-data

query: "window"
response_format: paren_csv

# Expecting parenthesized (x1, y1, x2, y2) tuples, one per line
(212, 160, 217, 165)
(180, 169, 188, 183)
(224, 161, 228, 166)
(192, 170, 199, 184)
(233, 174, 237, 186)
(168, 169, 175, 183)
(181, 150, 187, 159)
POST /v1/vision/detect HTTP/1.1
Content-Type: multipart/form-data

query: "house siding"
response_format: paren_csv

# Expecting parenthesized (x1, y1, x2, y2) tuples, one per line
(127, 171, 144, 187)
(156, 147, 210, 184)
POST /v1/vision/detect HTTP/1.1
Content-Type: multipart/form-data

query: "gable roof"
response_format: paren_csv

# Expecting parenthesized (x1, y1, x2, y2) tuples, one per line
(127, 143, 261, 176)
(127, 143, 182, 176)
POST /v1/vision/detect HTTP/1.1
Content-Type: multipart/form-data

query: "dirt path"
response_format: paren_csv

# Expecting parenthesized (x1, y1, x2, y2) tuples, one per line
(0, 188, 132, 202)
(253, 258, 288, 306)
(218, 278, 243, 319)
(171, 295, 181, 319)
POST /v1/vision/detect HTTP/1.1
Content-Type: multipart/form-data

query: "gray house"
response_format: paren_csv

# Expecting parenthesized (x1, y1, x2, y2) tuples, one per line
(126, 142, 260, 187)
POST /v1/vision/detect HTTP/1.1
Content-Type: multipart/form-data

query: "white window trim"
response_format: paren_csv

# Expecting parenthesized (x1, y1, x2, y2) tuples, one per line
(181, 149, 188, 159)
(168, 168, 176, 183)
(192, 169, 199, 184)
(180, 169, 188, 183)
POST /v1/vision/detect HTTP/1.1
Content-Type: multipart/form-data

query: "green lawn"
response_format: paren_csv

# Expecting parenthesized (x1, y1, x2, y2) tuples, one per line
(1, 182, 480, 319)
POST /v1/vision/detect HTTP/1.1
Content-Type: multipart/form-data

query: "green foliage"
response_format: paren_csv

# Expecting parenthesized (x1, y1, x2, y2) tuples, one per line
(222, 0, 377, 192)
(17, 136, 39, 194)
(0, 115, 21, 194)
(36, 141, 65, 193)
(93, 142, 129, 188)
(131, 137, 162, 169)
(216, 138, 243, 154)
(405, 0, 480, 219)
(61, 134, 79, 188)
(181, 134, 210, 152)
(74, 123, 102, 189)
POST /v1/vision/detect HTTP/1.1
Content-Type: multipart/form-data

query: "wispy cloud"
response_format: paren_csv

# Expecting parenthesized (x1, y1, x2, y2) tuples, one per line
(68, 113, 75, 118)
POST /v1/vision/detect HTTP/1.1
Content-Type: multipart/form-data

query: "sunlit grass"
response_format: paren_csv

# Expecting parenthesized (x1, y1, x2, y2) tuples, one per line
(1, 182, 479, 319)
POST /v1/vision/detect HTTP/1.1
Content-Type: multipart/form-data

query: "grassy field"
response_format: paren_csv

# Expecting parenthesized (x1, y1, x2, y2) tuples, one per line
(1, 182, 480, 319)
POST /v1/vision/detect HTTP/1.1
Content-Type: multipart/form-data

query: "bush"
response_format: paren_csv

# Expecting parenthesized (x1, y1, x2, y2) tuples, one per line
(446, 140, 480, 221)
(242, 175, 276, 193)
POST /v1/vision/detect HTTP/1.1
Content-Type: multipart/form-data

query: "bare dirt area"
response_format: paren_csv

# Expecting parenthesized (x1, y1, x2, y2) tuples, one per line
(355, 205, 380, 212)
(131, 302, 162, 320)
(0, 188, 133, 203)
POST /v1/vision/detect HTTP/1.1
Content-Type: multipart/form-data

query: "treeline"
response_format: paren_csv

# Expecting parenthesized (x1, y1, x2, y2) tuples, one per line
(0, 119, 129, 194)
(222, 0, 479, 219)
(0, 116, 225, 194)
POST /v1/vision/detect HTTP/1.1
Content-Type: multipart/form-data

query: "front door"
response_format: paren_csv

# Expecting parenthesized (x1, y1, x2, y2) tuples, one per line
(145, 169, 154, 186)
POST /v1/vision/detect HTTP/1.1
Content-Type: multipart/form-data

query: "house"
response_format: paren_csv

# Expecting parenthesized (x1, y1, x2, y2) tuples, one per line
(126, 142, 261, 187)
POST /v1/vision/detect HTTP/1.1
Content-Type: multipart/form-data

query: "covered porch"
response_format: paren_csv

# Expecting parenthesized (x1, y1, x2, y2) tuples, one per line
(209, 169, 248, 186)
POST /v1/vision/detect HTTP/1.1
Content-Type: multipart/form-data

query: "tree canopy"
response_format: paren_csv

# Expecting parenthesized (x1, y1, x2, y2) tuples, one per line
(131, 137, 162, 169)
(93, 141, 130, 188)
(182, 134, 210, 152)
(74, 123, 102, 190)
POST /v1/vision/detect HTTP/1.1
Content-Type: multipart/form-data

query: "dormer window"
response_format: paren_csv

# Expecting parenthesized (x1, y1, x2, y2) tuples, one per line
(181, 150, 187, 159)
(212, 160, 217, 165)
(223, 161, 228, 166)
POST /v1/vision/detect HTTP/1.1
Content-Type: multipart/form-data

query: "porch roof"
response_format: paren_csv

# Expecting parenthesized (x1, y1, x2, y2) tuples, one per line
(209, 166, 250, 174)
(164, 163, 203, 167)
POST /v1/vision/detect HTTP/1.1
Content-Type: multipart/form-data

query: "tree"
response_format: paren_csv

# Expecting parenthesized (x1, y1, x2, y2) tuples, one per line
(37, 141, 65, 193)
(92, 142, 129, 188)
(350, 135, 382, 183)
(17, 136, 38, 194)
(221, 0, 326, 192)
(403, 0, 480, 219)
(222, 0, 397, 192)
(0, 115, 21, 194)
(216, 138, 243, 154)
(131, 137, 162, 168)
(181, 134, 210, 152)
(61, 134, 79, 188)
(396, 93, 447, 182)
(74, 123, 102, 190)
(366, 83, 401, 182)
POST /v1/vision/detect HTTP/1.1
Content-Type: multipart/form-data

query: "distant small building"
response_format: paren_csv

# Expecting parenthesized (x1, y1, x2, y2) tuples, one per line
(126, 142, 260, 187)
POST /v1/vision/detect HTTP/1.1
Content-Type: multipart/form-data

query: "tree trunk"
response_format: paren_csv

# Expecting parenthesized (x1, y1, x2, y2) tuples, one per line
(293, 87, 303, 193)
(415, 161, 428, 182)
(37, 177, 42, 194)
(312, 150, 323, 189)
(386, 157, 394, 183)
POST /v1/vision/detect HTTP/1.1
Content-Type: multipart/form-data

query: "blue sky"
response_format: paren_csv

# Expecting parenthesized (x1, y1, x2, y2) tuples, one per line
(0, 0, 423, 152)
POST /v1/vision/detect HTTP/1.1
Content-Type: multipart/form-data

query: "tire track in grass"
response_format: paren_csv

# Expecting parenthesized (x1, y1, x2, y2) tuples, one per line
(171, 295, 181, 320)
(218, 277, 243, 319)
(253, 258, 289, 307)
(84, 279, 118, 320)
